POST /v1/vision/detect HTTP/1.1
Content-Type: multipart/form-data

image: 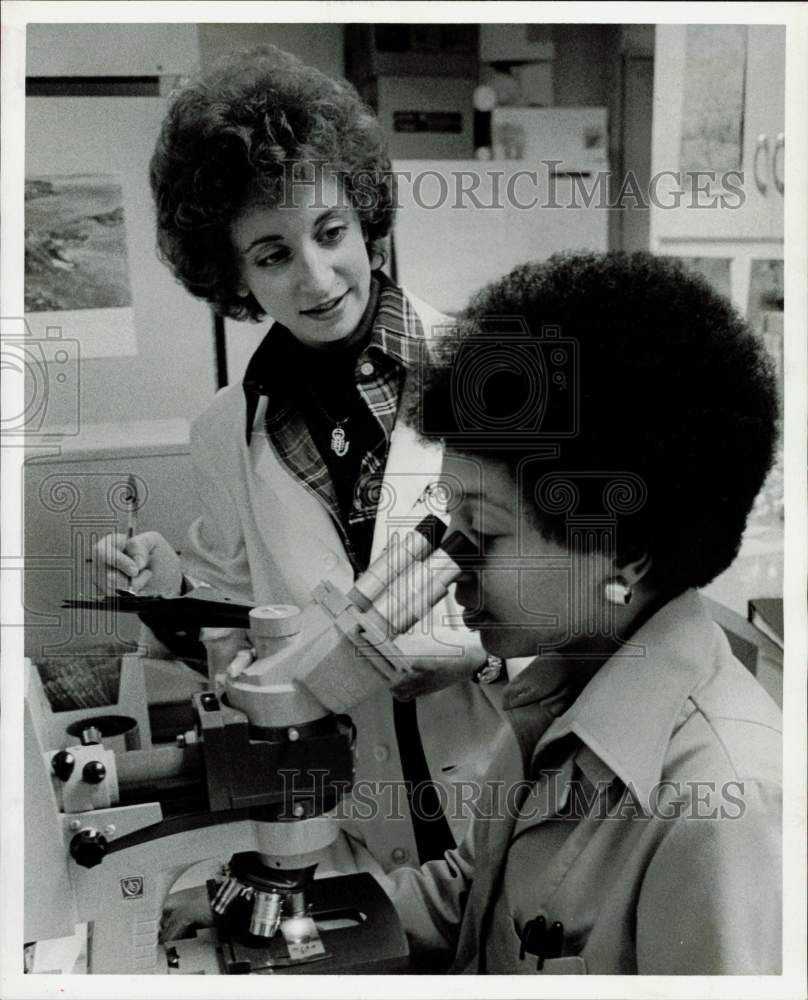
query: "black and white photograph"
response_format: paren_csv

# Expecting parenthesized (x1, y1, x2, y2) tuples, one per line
(1, 3, 805, 998)
(25, 174, 132, 314)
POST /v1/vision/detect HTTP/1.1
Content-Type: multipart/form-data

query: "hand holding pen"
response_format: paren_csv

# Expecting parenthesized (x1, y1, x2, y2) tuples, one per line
(90, 475, 183, 598)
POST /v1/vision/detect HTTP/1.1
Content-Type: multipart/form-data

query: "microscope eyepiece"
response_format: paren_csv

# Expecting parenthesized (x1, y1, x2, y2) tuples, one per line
(413, 513, 448, 547)
(439, 529, 478, 560)
(349, 514, 448, 610)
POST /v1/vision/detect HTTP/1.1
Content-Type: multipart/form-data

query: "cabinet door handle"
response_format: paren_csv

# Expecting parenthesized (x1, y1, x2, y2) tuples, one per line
(753, 133, 770, 195)
(773, 132, 784, 195)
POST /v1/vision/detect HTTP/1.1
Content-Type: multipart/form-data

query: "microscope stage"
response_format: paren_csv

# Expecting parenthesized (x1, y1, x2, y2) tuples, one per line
(208, 872, 409, 975)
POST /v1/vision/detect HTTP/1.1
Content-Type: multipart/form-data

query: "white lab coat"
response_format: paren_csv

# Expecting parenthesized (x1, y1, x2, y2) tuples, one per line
(181, 298, 506, 874)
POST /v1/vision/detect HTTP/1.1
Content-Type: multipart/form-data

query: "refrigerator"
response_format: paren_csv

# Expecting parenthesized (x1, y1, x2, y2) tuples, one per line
(392, 108, 610, 315)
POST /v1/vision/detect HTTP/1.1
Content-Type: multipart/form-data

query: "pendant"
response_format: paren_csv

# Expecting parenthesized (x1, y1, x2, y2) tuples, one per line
(330, 425, 349, 457)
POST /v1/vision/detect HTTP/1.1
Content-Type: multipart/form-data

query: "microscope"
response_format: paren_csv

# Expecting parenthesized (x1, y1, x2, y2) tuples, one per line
(24, 515, 473, 975)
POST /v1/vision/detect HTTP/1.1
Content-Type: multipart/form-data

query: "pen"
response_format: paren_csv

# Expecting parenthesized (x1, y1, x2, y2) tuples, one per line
(125, 474, 138, 540)
(519, 915, 564, 970)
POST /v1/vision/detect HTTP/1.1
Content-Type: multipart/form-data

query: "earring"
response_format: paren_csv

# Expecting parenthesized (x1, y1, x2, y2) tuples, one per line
(237, 286, 250, 299)
(604, 580, 632, 606)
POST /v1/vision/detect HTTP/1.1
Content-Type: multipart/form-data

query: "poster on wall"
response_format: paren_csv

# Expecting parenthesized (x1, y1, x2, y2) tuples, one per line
(23, 96, 161, 360)
(24, 172, 136, 357)
(679, 24, 748, 174)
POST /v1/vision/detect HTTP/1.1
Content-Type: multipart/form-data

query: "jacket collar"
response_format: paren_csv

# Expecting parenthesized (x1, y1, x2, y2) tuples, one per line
(241, 271, 416, 445)
(515, 590, 715, 812)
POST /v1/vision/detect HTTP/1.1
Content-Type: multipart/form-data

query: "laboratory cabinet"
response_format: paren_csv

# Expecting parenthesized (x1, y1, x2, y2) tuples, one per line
(651, 24, 785, 244)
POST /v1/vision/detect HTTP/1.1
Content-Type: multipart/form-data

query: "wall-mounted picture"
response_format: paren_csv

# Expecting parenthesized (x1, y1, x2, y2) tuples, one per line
(25, 173, 132, 314)
(679, 24, 748, 174)
(24, 95, 150, 359)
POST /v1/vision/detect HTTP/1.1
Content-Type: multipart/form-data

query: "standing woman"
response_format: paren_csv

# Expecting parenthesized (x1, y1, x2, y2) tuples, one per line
(94, 45, 504, 878)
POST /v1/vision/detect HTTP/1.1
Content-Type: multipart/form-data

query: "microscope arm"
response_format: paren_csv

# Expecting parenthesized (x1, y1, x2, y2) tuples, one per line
(72, 818, 260, 973)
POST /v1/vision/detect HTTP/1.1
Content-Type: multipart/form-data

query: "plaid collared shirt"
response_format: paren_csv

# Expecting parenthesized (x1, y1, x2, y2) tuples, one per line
(242, 273, 427, 569)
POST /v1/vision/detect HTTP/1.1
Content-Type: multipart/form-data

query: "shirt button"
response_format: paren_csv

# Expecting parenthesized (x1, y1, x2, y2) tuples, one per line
(373, 744, 390, 762)
(390, 847, 409, 865)
(359, 361, 375, 377)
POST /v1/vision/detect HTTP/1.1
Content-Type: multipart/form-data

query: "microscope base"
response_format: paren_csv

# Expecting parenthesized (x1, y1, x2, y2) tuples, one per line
(210, 872, 409, 975)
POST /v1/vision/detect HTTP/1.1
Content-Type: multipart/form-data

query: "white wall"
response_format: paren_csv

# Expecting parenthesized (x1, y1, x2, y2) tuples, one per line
(25, 23, 200, 76)
(197, 22, 343, 77)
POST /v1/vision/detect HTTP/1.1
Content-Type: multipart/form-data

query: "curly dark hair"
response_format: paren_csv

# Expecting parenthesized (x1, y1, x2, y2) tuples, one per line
(414, 251, 779, 596)
(149, 45, 395, 320)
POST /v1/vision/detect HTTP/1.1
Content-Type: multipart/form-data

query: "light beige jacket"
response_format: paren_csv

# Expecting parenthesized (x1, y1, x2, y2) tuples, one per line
(383, 590, 783, 974)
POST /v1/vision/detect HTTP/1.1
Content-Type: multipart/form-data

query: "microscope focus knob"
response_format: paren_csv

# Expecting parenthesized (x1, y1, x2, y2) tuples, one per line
(82, 760, 107, 784)
(51, 750, 75, 781)
(69, 828, 109, 868)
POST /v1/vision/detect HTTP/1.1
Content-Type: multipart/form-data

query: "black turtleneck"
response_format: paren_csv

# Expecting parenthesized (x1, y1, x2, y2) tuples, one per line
(288, 277, 383, 569)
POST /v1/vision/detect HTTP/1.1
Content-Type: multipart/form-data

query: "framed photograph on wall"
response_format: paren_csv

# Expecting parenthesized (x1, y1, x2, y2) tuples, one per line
(24, 97, 173, 359)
